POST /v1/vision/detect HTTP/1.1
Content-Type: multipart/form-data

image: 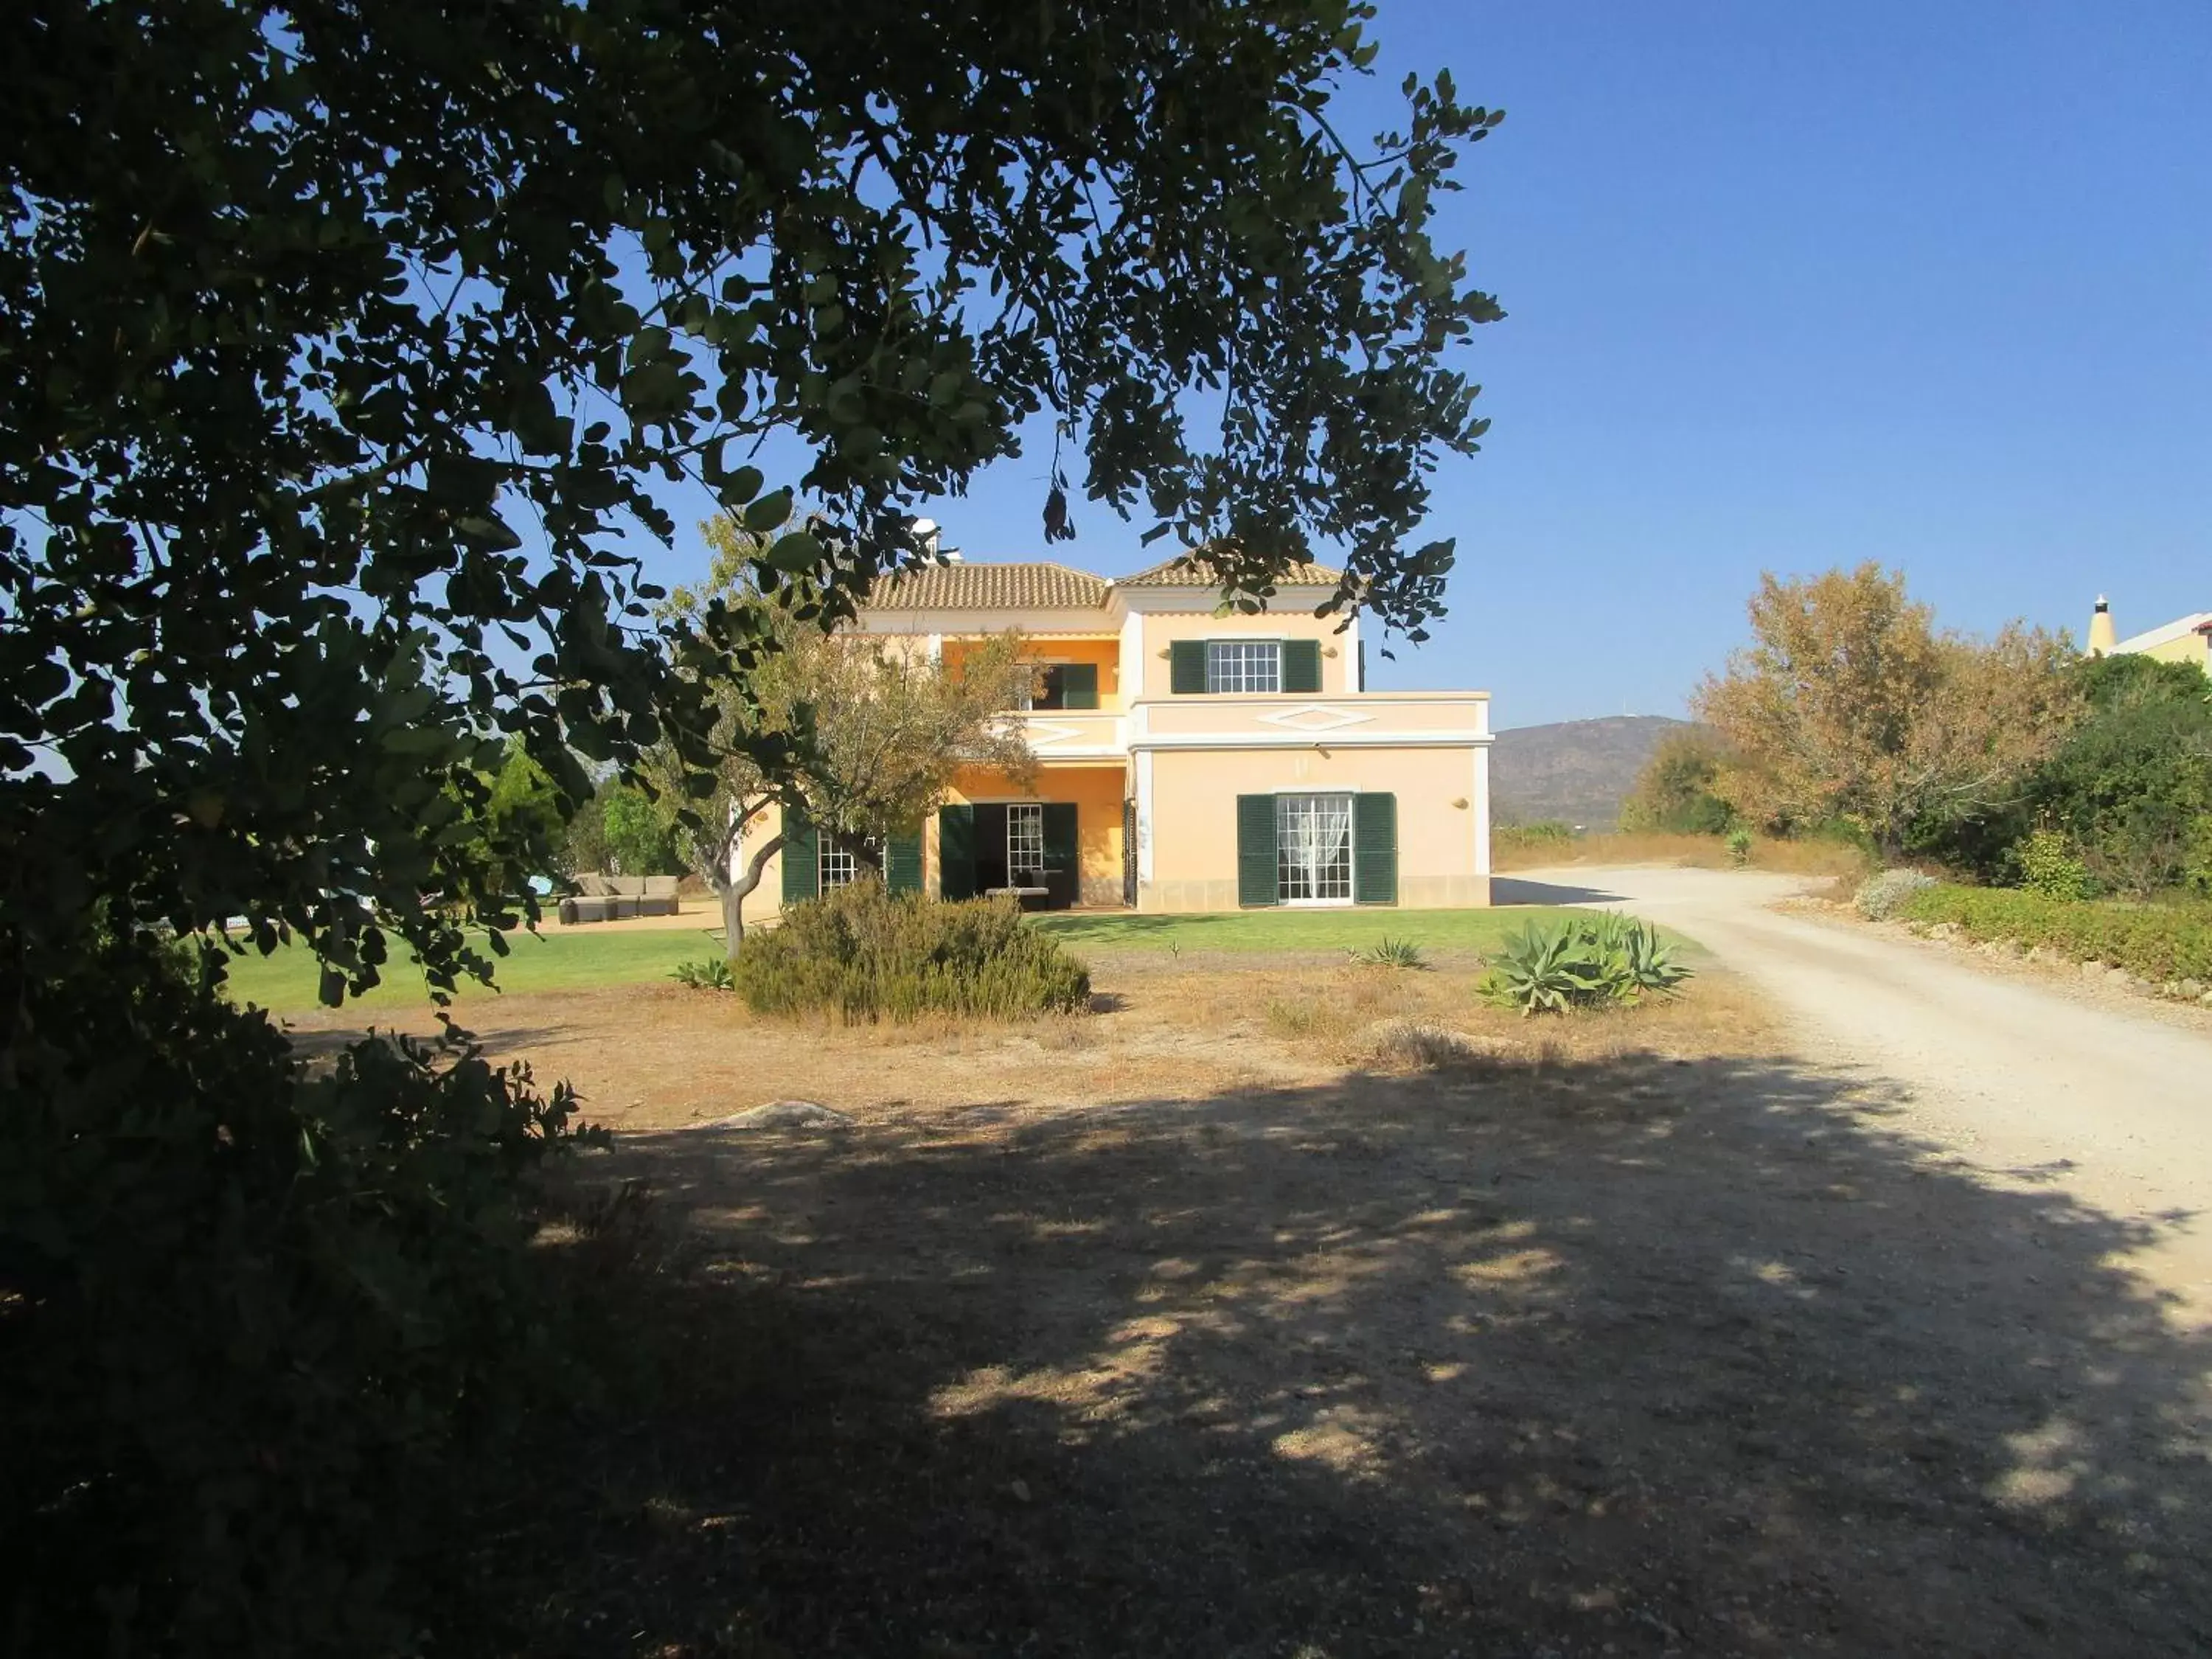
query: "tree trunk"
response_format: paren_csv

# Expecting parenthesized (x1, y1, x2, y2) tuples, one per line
(716, 832, 783, 958)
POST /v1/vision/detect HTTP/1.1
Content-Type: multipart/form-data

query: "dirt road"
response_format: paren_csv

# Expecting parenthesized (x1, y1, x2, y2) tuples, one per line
(1509, 863, 2212, 1316)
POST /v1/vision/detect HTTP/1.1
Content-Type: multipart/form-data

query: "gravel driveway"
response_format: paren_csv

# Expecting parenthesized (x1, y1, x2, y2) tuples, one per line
(1506, 864, 2212, 1317)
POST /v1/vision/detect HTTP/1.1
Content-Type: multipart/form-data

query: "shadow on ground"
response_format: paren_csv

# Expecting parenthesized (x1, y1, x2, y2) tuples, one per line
(473, 1051, 2212, 1658)
(1491, 875, 1631, 908)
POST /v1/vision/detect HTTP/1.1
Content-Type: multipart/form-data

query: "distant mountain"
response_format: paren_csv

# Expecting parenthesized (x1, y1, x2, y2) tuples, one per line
(1491, 715, 1692, 830)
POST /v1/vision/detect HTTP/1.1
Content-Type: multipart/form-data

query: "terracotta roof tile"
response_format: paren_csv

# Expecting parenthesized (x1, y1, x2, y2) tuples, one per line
(863, 561, 1110, 611)
(861, 553, 1349, 611)
(1116, 553, 1345, 589)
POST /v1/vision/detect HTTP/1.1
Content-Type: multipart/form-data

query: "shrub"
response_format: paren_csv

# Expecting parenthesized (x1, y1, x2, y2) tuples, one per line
(1495, 819, 1576, 850)
(1725, 827, 1753, 866)
(1899, 884, 2212, 982)
(1349, 936, 1427, 969)
(2184, 816, 2212, 900)
(1620, 727, 1736, 835)
(1361, 1018, 1478, 1069)
(1855, 868, 1936, 920)
(2, 934, 594, 1655)
(1479, 912, 1690, 1016)
(2012, 827, 2091, 900)
(671, 956, 735, 990)
(732, 881, 1091, 1021)
(2017, 653, 2212, 897)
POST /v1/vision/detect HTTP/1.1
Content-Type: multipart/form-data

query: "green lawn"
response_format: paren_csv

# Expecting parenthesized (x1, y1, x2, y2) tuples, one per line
(222, 905, 1647, 1013)
(1028, 906, 1587, 955)
(219, 926, 728, 1015)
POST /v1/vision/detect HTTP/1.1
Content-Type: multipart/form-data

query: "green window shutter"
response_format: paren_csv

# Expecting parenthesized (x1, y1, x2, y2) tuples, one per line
(1237, 794, 1279, 907)
(886, 826, 923, 894)
(936, 803, 976, 900)
(1169, 639, 1207, 695)
(1060, 661, 1099, 709)
(780, 804, 819, 903)
(1357, 639, 1367, 692)
(1353, 792, 1397, 905)
(1282, 638, 1322, 694)
(1042, 802, 1078, 873)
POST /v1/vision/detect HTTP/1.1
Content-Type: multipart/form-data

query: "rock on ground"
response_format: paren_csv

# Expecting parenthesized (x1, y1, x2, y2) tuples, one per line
(701, 1100, 855, 1131)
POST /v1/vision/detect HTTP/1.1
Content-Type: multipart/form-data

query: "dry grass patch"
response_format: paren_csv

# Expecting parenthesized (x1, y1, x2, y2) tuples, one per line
(1494, 830, 1871, 877)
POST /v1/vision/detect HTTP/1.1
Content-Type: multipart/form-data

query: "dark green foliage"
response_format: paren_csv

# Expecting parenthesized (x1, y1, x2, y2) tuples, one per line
(450, 740, 570, 897)
(1901, 884, 2212, 982)
(0, 936, 593, 1655)
(3, 5, 1500, 1649)
(2188, 817, 2212, 900)
(1909, 654, 2212, 892)
(1620, 729, 1736, 835)
(560, 779, 685, 879)
(733, 883, 1091, 1021)
(2024, 656, 2212, 896)
(600, 781, 685, 877)
(1481, 913, 1691, 1015)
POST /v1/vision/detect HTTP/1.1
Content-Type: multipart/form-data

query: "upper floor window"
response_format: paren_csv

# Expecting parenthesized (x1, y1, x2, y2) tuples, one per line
(1169, 636, 1321, 695)
(1013, 662, 1099, 711)
(1207, 640, 1281, 694)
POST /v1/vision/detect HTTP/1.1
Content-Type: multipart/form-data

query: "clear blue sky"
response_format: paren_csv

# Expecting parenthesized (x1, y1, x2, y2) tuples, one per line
(646, 1, 2212, 728)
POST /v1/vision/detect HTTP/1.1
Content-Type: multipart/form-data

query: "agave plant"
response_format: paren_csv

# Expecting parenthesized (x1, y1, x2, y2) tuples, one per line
(1618, 920, 1691, 995)
(1483, 923, 1611, 1015)
(1480, 913, 1691, 1015)
(1349, 936, 1427, 969)
(671, 956, 736, 991)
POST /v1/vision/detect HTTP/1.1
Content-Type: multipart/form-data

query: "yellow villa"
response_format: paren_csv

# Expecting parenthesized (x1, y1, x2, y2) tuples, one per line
(2087, 595, 2212, 673)
(737, 554, 1495, 915)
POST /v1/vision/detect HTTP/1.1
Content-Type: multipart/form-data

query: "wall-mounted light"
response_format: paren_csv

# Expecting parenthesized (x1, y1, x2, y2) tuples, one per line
(1322, 645, 1339, 658)
(1450, 796, 1470, 810)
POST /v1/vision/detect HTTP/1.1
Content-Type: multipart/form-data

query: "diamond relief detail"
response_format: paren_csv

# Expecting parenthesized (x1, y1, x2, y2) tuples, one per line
(1256, 705, 1374, 733)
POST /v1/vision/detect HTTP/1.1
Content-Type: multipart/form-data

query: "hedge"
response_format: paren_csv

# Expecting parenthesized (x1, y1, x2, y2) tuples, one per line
(1899, 884, 2212, 982)
(734, 882, 1091, 1021)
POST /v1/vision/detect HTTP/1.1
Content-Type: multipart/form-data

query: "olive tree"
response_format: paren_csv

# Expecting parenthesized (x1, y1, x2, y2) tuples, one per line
(653, 521, 1038, 944)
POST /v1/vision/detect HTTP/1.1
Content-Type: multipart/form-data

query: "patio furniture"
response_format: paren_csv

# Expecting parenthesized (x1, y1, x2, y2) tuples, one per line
(560, 874, 683, 922)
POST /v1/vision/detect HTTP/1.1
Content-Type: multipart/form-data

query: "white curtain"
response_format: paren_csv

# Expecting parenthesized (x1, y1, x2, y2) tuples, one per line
(1284, 796, 1350, 896)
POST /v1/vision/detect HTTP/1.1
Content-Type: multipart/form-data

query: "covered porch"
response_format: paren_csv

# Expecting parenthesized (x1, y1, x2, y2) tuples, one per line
(934, 762, 1130, 911)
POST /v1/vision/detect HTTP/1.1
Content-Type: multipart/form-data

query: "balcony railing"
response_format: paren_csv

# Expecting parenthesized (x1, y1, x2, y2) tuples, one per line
(997, 707, 1127, 758)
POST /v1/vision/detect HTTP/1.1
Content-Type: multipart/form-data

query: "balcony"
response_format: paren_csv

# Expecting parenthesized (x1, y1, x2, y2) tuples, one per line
(997, 707, 1128, 760)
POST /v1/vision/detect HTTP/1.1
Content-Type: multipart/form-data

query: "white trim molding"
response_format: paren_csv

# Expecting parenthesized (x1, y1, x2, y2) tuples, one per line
(1130, 731, 1492, 751)
(1473, 745, 1492, 875)
(1134, 749, 1156, 883)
